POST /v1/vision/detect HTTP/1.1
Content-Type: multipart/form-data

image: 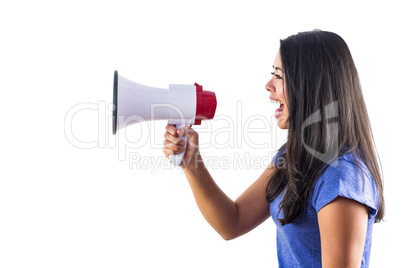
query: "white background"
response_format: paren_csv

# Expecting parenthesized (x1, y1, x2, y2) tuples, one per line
(1, 0, 401, 267)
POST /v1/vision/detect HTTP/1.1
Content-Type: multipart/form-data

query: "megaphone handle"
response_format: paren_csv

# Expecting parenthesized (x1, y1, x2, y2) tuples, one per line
(169, 124, 187, 166)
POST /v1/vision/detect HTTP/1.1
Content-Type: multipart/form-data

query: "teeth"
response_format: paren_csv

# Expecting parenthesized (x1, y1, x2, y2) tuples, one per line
(271, 99, 283, 105)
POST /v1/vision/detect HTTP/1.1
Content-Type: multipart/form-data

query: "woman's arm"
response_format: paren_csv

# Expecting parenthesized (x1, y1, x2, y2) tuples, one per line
(318, 196, 368, 268)
(163, 125, 274, 240)
(184, 155, 274, 240)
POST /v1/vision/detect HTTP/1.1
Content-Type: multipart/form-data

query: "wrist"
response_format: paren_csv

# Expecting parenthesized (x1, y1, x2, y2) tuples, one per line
(182, 152, 205, 174)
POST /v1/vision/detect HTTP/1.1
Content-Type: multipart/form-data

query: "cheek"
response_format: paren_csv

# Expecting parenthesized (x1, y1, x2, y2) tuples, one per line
(277, 86, 285, 100)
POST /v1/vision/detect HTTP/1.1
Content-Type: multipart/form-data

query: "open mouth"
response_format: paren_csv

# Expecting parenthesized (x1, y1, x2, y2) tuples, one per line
(271, 99, 284, 118)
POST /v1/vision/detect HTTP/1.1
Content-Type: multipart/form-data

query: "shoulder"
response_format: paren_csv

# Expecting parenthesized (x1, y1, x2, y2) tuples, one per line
(311, 152, 379, 217)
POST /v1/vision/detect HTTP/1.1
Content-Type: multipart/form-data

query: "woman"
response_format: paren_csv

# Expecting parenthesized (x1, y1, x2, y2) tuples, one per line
(162, 30, 384, 267)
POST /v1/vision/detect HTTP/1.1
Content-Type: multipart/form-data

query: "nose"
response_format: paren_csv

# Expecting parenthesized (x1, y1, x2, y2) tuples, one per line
(265, 77, 275, 92)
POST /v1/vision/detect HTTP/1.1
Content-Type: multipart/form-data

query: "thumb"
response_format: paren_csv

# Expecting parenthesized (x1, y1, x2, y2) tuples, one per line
(178, 126, 198, 142)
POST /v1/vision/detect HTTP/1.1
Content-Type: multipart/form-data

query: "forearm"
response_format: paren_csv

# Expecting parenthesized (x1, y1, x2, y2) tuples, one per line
(184, 153, 239, 240)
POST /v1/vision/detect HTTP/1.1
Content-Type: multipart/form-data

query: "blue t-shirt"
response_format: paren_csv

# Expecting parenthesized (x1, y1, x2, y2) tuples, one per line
(270, 151, 379, 267)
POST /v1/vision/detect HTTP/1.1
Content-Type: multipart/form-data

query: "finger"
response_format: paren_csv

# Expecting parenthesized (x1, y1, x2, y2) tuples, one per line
(163, 147, 184, 156)
(163, 139, 183, 150)
(162, 147, 170, 158)
(165, 124, 178, 136)
(164, 132, 185, 145)
(163, 139, 185, 151)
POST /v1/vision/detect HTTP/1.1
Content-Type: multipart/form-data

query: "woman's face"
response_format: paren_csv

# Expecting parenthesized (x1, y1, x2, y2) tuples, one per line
(265, 52, 289, 129)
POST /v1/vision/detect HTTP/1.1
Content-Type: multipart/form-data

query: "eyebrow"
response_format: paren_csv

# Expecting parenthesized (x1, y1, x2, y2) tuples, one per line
(272, 65, 283, 72)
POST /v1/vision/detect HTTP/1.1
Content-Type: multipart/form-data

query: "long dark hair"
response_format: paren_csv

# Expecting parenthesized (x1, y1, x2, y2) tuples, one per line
(266, 30, 384, 225)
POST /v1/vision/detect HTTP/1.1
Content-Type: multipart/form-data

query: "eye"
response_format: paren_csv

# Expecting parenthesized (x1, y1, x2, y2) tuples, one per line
(271, 72, 283, 79)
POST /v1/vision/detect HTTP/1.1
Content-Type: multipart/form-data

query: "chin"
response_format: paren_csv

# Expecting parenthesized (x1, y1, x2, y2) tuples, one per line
(277, 118, 289, 129)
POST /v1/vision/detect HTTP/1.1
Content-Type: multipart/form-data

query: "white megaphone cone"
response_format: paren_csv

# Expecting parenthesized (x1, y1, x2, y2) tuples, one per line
(112, 71, 217, 166)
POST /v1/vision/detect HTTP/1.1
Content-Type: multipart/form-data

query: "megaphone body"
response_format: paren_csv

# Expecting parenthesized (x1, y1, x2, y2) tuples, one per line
(113, 71, 217, 166)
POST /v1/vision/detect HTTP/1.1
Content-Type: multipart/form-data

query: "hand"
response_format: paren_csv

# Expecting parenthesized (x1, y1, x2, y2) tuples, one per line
(163, 124, 201, 170)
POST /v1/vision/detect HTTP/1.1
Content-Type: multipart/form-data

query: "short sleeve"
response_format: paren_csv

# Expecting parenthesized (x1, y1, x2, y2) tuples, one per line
(272, 147, 285, 166)
(311, 157, 379, 218)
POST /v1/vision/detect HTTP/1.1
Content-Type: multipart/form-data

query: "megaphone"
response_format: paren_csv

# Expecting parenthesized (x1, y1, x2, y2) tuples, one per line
(112, 71, 217, 166)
